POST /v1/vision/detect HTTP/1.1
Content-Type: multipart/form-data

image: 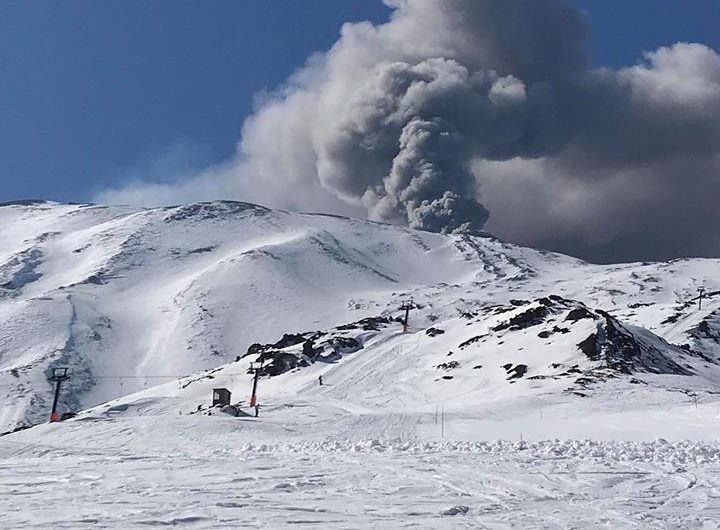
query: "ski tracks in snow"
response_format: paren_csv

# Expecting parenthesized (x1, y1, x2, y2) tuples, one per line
(2, 444, 720, 529)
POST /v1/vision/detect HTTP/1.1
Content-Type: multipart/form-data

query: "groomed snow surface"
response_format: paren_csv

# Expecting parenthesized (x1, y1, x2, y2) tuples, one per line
(3, 201, 720, 528)
(3, 410, 720, 528)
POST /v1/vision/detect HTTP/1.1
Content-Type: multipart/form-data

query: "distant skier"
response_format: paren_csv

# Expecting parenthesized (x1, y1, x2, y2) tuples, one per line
(318, 375, 323, 386)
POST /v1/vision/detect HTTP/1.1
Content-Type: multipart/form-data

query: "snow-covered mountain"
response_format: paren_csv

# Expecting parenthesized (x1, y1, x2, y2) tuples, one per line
(6, 200, 720, 528)
(2, 199, 720, 433)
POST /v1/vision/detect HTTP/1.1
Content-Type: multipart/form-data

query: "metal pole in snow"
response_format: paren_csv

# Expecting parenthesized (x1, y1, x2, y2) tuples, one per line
(400, 300, 412, 333)
(698, 288, 705, 310)
(249, 363, 260, 408)
(49, 379, 63, 422)
(49, 367, 69, 423)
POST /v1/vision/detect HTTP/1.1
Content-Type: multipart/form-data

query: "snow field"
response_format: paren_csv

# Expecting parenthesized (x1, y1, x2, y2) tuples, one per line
(3, 418, 720, 529)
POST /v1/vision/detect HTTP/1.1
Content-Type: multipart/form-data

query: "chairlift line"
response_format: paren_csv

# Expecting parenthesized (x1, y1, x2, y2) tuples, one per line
(91, 372, 250, 379)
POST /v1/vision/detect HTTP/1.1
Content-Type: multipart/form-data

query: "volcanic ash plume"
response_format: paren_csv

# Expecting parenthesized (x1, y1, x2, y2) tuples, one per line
(101, 0, 720, 260)
(240, 0, 589, 233)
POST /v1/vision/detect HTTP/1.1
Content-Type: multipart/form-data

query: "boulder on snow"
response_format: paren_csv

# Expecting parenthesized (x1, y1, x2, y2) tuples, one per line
(328, 336, 362, 353)
(441, 505, 469, 516)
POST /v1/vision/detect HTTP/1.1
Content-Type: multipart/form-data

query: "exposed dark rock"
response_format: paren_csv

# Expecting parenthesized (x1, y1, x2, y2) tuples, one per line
(328, 336, 361, 353)
(585, 311, 695, 376)
(163, 201, 270, 222)
(492, 306, 515, 315)
(559, 365, 583, 376)
(540, 326, 572, 339)
(82, 274, 107, 285)
(577, 333, 599, 360)
(254, 351, 309, 377)
(274, 333, 307, 349)
(336, 317, 390, 331)
(565, 307, 595, 322)
(493, 306, 549, 332)
(458, 335, 486, 349)
(628, 302, 653, 309)
(244, 333, 311, 358)
(246, 343, 266, 356)
(661, 313, 682, 325)
(302, 339, 319, 358)
(187, 245, 217, 255)
(473, 364, 482, 369)
(697, 320, 711, 335)
(599, 311, 650, 374)
(503, 364, 528, 380)
(0, 423, 32, 437)
(426, 327, 445, 337)
(437, 361, 460, 371)
(537, 297, 553, 307)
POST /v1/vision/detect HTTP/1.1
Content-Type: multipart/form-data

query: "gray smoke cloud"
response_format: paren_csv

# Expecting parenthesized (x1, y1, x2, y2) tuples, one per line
(99, 0, 720, 262)
(238, 0, 590, 233)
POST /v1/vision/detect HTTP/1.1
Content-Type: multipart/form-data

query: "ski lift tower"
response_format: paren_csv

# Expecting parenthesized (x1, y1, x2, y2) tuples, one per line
(248, 361, 262, 408)
(400, 300, 414, 333)
(48, 367, 69, 423)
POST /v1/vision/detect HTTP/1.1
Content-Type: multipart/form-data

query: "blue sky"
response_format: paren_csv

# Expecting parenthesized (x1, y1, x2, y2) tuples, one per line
(0, 0, 717, 204)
